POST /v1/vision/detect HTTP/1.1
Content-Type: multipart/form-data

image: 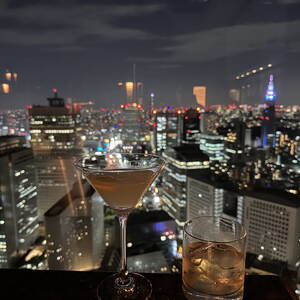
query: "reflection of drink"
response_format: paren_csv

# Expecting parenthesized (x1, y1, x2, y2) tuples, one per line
(87, 169, 155, 214)
(183, 242, 244, 297)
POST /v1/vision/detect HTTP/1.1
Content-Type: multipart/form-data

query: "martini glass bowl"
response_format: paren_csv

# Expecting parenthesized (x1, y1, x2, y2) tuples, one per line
(75, 152, 165, 300)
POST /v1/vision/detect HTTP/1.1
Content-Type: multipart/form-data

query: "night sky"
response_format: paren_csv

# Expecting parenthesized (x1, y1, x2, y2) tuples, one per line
(1, 0, 300, 110)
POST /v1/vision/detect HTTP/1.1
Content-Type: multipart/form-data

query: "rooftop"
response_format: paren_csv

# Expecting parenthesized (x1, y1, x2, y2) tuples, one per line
(188, 169, 237, 192)
(245, 188, 300, 208)
(164, 144, 209, 162)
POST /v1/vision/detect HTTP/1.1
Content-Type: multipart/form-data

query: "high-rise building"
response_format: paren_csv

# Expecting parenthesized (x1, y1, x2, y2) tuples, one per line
(45, 180, 104, 271)
(125, 82, 134, 103)
(28, 90, 82, 219)
(161, 145, 209, 226)
(29, 90, 79, 152)
(154, 110, 180, 152)
(199, 133, 225, 161)
(193, 86, 206, 107)
(244, 189, 300, 268)
(224, 119, 247, 161)
(118, 103, 147, 149)
(0, 109, 29, 137)
(187, 172, 244, 224)
(228, 89, 240, 103)
(181, 109, 201, 144)
(136, 82, 144, 106)
(0, 136, 39, 268)
(261, 75, 277, 147)
(200, 111, 219, 135)
(123, 82, 144, 105)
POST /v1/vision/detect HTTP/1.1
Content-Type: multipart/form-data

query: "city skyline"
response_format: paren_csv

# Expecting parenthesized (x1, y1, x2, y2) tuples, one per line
(1, 0, 300, 296)
(0, 85, 299, 290)
(1, 0, 300, 109)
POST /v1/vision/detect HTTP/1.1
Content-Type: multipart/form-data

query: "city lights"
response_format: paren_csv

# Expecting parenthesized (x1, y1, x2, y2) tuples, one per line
(235, 64, 274, 80)
(1, 83, 10, 94)
(5, 72, 12, 81)
(0, 61, 299, 291)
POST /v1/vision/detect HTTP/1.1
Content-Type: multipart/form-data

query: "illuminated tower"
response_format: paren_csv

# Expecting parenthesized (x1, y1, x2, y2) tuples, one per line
(150, 93, 155, 111)
(261, 75, 277, 147)
(193, 86, 206, 107)
(123, 82, 143, 105)
(119, 65, 144, 105)
(265, 74, 276, 102)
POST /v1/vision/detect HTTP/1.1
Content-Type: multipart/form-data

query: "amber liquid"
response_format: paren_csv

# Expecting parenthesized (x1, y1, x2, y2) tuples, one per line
(183, 241, 245, 296)
(87, 168, 156, 214)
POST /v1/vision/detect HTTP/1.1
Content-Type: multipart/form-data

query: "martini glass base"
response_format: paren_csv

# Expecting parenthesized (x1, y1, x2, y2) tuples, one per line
(97, 272, 152, 300)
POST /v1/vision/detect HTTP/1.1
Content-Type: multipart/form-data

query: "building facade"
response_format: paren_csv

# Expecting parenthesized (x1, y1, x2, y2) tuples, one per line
(161, 145, 209, 226)
(181, 108, 201, 144)
(0, 136, 39, 267)
(28, 91, 81, 219)
(117, 103, 150, 151)
(154, 110, 180, 152)
(45, 181, 104, 271)
(199, 133, 225, 161)
(244, 190, 300, 268)
(187, 172, 244, 224)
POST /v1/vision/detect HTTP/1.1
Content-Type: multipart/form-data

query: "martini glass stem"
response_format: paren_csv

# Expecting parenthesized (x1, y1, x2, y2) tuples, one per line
(119, 214, 129, 283)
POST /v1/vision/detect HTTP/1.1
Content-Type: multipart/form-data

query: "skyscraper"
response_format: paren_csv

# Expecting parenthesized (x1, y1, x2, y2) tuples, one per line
(0, 136, 39, 267)
(193, 86, 206, 107)
(45, 180, 104, 271)
(261, 75, 277, 147)
(118, 103, 148, 150)
(199, 133, 225, 161)
(154, 110, 180, 152)
(28, 90, 82, 219)
(125, 82, 134, 103)
(228, 89, 240, 103)
(244, 188, 300, 268)
(187, 171, 243, 224)
(122, 82, 144, 105)
(161, 145, 209, 226)
(29, 89, 79, 152)
(181, 108, 201, 144)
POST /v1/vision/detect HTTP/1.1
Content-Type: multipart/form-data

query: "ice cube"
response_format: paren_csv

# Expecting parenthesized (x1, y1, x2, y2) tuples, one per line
(210, 244, 242, 269)
(184, 242, 244, 296)
(188, 241, 213, 258)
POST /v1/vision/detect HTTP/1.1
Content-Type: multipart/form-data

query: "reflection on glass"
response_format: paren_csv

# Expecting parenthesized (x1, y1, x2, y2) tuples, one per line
(45, 182, 104, 271)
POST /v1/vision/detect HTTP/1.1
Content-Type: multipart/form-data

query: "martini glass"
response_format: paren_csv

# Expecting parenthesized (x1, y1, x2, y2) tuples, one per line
(75, 152, 165, 300)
